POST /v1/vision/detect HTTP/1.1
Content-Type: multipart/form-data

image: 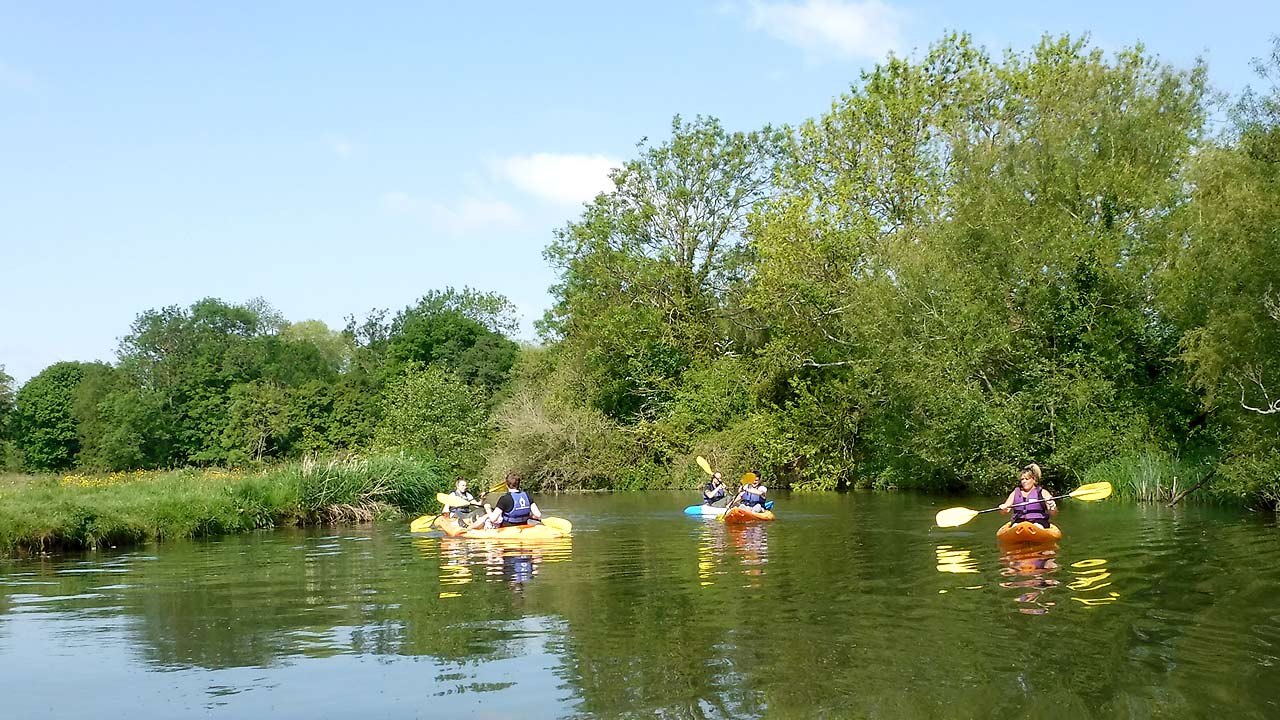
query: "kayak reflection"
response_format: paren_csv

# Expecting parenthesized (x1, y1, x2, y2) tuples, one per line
(422, 536, 573, 596)
(728, 523, 769, 583)
(999, 545, 1061, 615)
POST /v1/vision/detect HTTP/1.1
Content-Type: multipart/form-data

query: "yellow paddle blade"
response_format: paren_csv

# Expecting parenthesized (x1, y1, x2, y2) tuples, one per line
(741, 472, 757, 484)
(409, 514, 439, 533)
(934, 506, 980, 528)
(436, 493, 471, 508)
(539, 516, 573, 533)
(1068, 481, 1113, 502)
(488, 480, 507, 494)
(696, 456, 713, 475)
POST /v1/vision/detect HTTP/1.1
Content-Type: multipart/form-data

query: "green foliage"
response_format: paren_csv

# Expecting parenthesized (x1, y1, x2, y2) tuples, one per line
(0, 454, 446, 554)
(542, 115, 784, 421)
(0, 366, 17, 470)
(14, 362, 114, 471)
(374, 364, 490, 473)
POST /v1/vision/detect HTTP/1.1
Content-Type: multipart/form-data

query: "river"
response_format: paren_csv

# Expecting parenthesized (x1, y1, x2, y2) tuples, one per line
(1, 492, 1276, 718)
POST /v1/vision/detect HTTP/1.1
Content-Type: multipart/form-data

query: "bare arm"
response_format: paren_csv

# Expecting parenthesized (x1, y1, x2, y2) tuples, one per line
(530, 502, 542, 520)
(1043, 490, 1058, 515)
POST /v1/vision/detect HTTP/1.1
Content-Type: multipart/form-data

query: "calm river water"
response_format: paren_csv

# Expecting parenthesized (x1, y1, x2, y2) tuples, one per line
(1, 492, 1277, 718)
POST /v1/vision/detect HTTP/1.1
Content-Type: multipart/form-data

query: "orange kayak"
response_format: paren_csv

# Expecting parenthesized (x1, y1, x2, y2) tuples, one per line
(724, 507, 776, 523)
(437, 518, 568, 540)
(996, 522, 1062, 544)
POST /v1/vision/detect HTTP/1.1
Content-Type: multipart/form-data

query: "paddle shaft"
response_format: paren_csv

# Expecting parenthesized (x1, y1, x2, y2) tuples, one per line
(975, 492, 1065, 517)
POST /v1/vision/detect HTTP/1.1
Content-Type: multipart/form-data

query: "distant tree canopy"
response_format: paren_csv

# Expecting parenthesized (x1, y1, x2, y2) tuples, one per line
(7, 288, 521, 473)
(7, 34, 1280, 506)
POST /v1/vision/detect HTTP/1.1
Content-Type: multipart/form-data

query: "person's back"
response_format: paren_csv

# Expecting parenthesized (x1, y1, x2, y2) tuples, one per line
(488, 471, 541, 528)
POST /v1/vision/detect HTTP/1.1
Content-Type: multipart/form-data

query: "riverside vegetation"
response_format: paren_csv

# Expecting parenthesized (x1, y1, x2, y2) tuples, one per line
(2, 33, 1279, 552)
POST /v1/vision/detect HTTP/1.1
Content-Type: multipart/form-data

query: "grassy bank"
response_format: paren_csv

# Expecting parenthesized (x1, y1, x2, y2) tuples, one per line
(0, 454, 446, 554)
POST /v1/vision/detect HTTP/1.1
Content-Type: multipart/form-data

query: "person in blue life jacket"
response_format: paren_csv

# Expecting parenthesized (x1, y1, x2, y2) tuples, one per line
(999, 463, 1057, 528)
(702, 472, 728, 506)
(733, 472, 768, 512)
(480, 472, 543, 528)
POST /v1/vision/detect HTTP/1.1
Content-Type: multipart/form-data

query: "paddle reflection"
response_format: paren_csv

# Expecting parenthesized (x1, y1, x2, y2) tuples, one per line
(998, 545, 1061, 615)
(696, 523, 728, 587)
(1067, 558, 1121, 608)
(935, 544, 980, 574)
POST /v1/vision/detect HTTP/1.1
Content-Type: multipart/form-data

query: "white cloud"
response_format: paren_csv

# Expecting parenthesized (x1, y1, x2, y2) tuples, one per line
(499, 153, 621, 206)
(382, 192, 522, 234)
(747, 0, 903, 63)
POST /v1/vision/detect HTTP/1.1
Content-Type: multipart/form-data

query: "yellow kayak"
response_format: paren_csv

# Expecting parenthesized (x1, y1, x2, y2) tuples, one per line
(436, 517, 569, 540)
(996, 522, 1062, 544)
(724, 507, 775, 523)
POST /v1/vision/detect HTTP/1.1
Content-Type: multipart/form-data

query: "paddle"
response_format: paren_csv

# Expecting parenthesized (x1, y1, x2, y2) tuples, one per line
(696, 455, 732, 507)
(717, 473, 758, 523)
(408, 493, 481, 533)
(536, 516, 573, 533)
(933, 482, 1113, 528)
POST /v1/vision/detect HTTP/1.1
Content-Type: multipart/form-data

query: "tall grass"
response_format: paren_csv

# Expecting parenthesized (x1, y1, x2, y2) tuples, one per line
(1082, 451, 1214, 503)
(0, 453, 446, 555)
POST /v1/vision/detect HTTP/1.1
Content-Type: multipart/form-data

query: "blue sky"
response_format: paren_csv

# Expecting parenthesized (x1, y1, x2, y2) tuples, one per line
(3, 1, 1277, 385)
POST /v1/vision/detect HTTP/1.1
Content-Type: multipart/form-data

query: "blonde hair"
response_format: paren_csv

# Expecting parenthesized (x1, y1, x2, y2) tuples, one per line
(1021, 463, 1042, 482)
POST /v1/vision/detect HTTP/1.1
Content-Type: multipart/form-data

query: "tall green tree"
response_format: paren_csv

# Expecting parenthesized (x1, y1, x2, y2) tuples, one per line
(0, 365, 17, 469)
(14, 361, 113, 471)
(1159, 36, 1280, 503)
(544, 115, 785, 421)
(374, 364, 490, 472)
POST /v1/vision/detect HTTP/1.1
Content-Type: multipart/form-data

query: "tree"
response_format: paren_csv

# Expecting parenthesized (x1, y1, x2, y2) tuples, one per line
(543, 115, 784, 420)
(374, 364, 490, 472)
(0, 365, 17, 469)
(1158, 36, 1280, 503)
(14, 362, 113, 471)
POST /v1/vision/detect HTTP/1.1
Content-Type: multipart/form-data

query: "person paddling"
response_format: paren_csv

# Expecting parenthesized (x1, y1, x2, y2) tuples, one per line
(445, 477, 485, 524)
(999, 463, 1057, 528)
(734, 472, 768, 513)
(702, 472, 728, 506)
(480, 472, 543, 528)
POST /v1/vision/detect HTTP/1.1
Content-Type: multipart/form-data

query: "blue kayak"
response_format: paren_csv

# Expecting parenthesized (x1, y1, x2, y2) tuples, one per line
(683, 500, 771, 516)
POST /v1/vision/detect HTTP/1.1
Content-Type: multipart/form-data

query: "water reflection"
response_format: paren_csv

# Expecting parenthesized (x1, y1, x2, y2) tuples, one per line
(728, 524, 769, 584)
(1068, 558, 1121, 608)
(697, 523, 728, 587)
(999, 545, 1061, 614)
(423, 536, 574, 595)
(935, 544, 979, 574)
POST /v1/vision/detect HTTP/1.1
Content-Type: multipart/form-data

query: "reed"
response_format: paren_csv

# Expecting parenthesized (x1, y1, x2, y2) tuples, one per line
(1082, 451, 1211, 503)
(0, 453, 446, 555)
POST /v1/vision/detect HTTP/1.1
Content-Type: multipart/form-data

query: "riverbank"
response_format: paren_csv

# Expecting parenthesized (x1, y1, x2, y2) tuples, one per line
(0, 454, 446, 554)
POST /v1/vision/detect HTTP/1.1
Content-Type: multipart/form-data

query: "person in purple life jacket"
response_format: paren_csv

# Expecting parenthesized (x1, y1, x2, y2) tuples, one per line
(998, 463, 1057, 528)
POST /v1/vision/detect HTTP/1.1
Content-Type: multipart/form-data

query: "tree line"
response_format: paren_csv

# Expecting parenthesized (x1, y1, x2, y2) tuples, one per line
(3, 33, 1278, 506)
(491, 33, 1280, 505)
(0, 289, 517, 476)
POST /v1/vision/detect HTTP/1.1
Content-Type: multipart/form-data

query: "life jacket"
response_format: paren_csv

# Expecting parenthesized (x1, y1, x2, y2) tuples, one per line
(1012, 487, 1048, 524)
(502, 490, 532, 526)
(447, 491, 477, 519)
(742, 486, 766, 507)
(703, 483, 726, 504)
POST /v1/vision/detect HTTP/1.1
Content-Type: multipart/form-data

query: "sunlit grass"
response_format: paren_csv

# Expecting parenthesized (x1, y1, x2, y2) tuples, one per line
(0, 453, 447, 555)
